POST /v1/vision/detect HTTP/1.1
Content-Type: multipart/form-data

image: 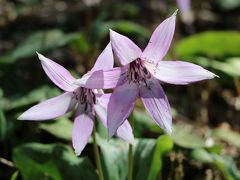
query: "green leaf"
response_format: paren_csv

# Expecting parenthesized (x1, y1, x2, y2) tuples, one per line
(4, 85, 60, 111)
(70, 32, 91, 54)
(212, 128, 240, 148)
(175, 31, 240, 59)
(133, 108, 177, 136)
(0, 89, 7, 141)
(191, 149, 240, 180)
(215, 0, 240, 10)
(13, 143, 97, 180)
(0, 30, 76, 64)
(11, 171, 19, 180)
(98, 135, 173, 180)
(187, 57, 240, 78)
(147, 135, 173, 180)
(97, 136, 128, 180)
(212, 58, 240, 77)
(172, 125, 207, 149)
(40, 118, 73, 141)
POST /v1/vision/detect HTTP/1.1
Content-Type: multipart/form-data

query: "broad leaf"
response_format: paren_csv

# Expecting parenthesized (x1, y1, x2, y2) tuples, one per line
(4, 86, 60, 111)
(40, 118, 73, 141)
(212, 128, 240, 148)
(192, 149, 240, 180)
(184, 57, 240, 78)
(172, 125, 207, 149)
(175, 31, 240, 59)
(215, 0, 240, 10)
(98, 135, 173, 180)
(0, 30, 76, 64)
(13, 143, 97, 180)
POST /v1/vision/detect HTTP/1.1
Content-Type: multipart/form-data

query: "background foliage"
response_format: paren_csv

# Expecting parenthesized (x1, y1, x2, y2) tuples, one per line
(0, 0, 240, 179)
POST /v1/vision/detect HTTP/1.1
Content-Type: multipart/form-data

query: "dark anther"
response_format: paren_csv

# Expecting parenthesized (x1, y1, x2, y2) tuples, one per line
(93, 94, 96, 104)
(84, 103, 88, 111)
(136, 63, 140, 69)
(143, 67, 148, 74)
(134, 72, 138, 80)
(80, 95, 86, 104)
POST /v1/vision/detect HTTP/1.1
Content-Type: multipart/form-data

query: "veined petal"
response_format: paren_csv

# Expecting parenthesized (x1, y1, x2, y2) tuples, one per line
(140, 81, 172, 134)
(110, 29, 142, 65)
(18, 92, 77, 120)
(37, 53, 78, 92)
(91, 43, 114, 72)
(74, 67, 127, 89)
(145, 60, 217, 85)
(107, 83, 139, 138)
(94, 94, 134, 144)
(72, 106, 94, 156)
(141, 11, 177, 64)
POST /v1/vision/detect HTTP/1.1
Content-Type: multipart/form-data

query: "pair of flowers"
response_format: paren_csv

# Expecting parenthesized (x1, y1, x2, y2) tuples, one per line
(18, 11, 216, 155)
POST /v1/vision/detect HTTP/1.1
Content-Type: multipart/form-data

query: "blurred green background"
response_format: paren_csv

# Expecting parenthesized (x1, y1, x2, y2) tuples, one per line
(0, 0, 240, 179)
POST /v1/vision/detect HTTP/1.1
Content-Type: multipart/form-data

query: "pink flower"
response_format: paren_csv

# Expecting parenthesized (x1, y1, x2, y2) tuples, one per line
(75, 11, 217, 137)
(18, 44, 134, 155)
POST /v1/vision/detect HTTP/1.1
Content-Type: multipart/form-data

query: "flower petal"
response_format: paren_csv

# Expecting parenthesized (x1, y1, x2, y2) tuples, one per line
(140, 80, 172, 134)
(91, 43, 114, 72)
(37, 52, 78, 92)
(94, 94, 134, 144)
(116, 121, 134, 144)
(141, 11, 177, 64)
(145, 60, 217, 85)
(72, 106, 94, 156)
(74, 67, 127, 89)
(110, 29, 142, 65)
(18, 92, 77, 120)
(107, 83, 139, 138)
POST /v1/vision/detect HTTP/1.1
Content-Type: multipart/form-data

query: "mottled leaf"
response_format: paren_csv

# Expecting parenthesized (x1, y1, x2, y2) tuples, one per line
(13, 143, 97, 180)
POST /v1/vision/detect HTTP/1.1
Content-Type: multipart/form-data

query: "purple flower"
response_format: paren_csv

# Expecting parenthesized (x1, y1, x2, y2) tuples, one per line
(75, 11, 217, 137)
(18, 44, 134, 155)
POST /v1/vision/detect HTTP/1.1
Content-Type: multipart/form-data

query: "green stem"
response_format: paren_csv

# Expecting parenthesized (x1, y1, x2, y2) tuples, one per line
(128, 114, 134, 180)
(92, 124, 104, 180)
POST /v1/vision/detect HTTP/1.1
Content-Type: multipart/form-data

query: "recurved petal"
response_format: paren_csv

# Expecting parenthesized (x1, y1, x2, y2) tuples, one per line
(107, 83, 139, 138)
(110, 29, 142, 65)
(116, 121, 134, 144)
(91, 43, 114, 72)
(140, 81, 172, 134)
(74, 67, 127, 89)
(94, 93, 111, 127)
(72, 107, 94, 156)
(37, 52, 78, 92)
(94, 94, 134, 144)
(18, 92, 77, 120)
(141, 11, 177, 64)
(145, 60, 217, 85)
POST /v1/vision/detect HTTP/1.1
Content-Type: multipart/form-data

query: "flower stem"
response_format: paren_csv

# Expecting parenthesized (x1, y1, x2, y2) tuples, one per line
(128, 113, 134, 180)
(92, 124, 104, 180)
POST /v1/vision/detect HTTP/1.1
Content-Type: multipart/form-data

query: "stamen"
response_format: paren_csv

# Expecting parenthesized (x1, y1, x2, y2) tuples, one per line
(93, 94, 96, 104)
(134, 72, 138, 80)
(143, 67, 148, 74)
(127, 59, 151, 84)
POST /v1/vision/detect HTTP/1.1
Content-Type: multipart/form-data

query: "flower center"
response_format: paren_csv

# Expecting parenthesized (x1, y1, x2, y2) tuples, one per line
(127, 58, 151, 84)
(73, 87, 96, 112)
